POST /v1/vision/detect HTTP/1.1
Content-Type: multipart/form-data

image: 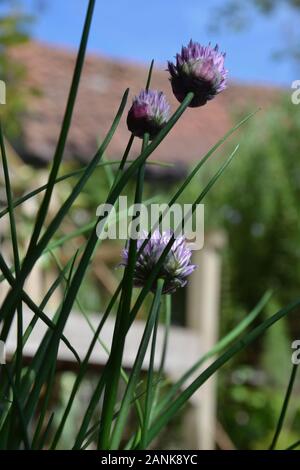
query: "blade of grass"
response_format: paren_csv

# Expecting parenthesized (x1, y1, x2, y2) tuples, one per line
(43, 195, 158, 255)
(21, 255, 76, 349)
(150, 294, 172, 423)
(51, 285, 122, 449)
(0, 122, 20, 281)
(25, 0, 96, 252)
(111, 59, 153, 189)
(50, 250, 144, 433)
(72, 369, 108, 449)
(145, 59, 154, 91)
(109, 279, 164, 450)
(0, 88, 129, 341)
(31, 362, 56, 449)
(29, 91, 192, 450)
(129, 145, 240, 325)
(101, 154, 115, 189)
(85, 95, 193, 447)
(79, 376, 162, 451)
(105, 92, 194, 205)
(0, 268, 74, 440)
(98, 133, 149, 449)
(37, 412, 54, 450)
(0, 105, 253, 288)
(48, 143, 239, 361)
(61, 64, 157, 450)
(140, 306, 160, 449)
(0, 159, 172, 221)
(0, 253, 80, 363)
(31, 252, 79, 450)
(168, 110, 258, 208)
(3, 366, 30, 450)
(19, 251, 83, 432)
(0, 121, 23, 392)
(2, 280, 80, 449)
(86, 143, 240, 446)
(24, 88, 188, 448)
(0, 254, 84, 448)
(155, 290, 272, 417)
(1, 90, 191, 331)
(122, 111, 258, 268)
(35, 126, 246, 444)
(158, 295, 171, 377)
(0, 256, 76, 416)
(269, 363, 299, 450)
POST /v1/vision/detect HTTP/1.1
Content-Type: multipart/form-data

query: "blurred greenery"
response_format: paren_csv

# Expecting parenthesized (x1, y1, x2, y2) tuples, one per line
(133, 99, 300, 448)
(210, 0, 300, 64)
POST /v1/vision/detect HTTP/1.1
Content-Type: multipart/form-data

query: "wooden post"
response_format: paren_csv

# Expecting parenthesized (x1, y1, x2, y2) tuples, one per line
(185, 230, 226, 449)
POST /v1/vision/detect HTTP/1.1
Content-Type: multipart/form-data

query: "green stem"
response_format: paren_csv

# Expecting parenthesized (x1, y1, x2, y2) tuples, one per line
(52, 285, 122, 449)
(0, 122, 23, 394)
(3, 366, 30, 450)
(159, 295, 171, 377)
(65, 64, 156, 451)
(154, 290, 272, 418)
(149, 295, 172, 425)
(0, 253, 80, 363)
(111, 59, 153, 190)
(145, 59, 154, 91)
(0, 88, 129, 343)
(286, 439, 300, 450)
(129, 145, 239, 324)
(269, 363, 299, 450)
(0, 159, 171, 221)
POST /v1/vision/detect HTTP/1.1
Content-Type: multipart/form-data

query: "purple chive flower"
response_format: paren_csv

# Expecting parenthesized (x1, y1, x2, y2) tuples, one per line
(121, 230, 197, 295)
(127, 89, 171, 139)
(168, 40, 228, 107)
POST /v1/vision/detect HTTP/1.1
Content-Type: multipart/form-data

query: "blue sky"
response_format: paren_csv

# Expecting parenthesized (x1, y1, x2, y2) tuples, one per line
(14, 0, 300, 86)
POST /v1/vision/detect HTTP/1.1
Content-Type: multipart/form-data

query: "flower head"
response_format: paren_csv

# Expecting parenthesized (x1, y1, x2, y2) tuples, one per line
(168, 40, 228, 107)
(127, 89, 170, 139)
(121, 230, 197, 294)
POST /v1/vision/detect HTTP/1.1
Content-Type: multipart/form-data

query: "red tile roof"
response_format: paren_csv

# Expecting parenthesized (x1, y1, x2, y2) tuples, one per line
(9, 42, 280, 168)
